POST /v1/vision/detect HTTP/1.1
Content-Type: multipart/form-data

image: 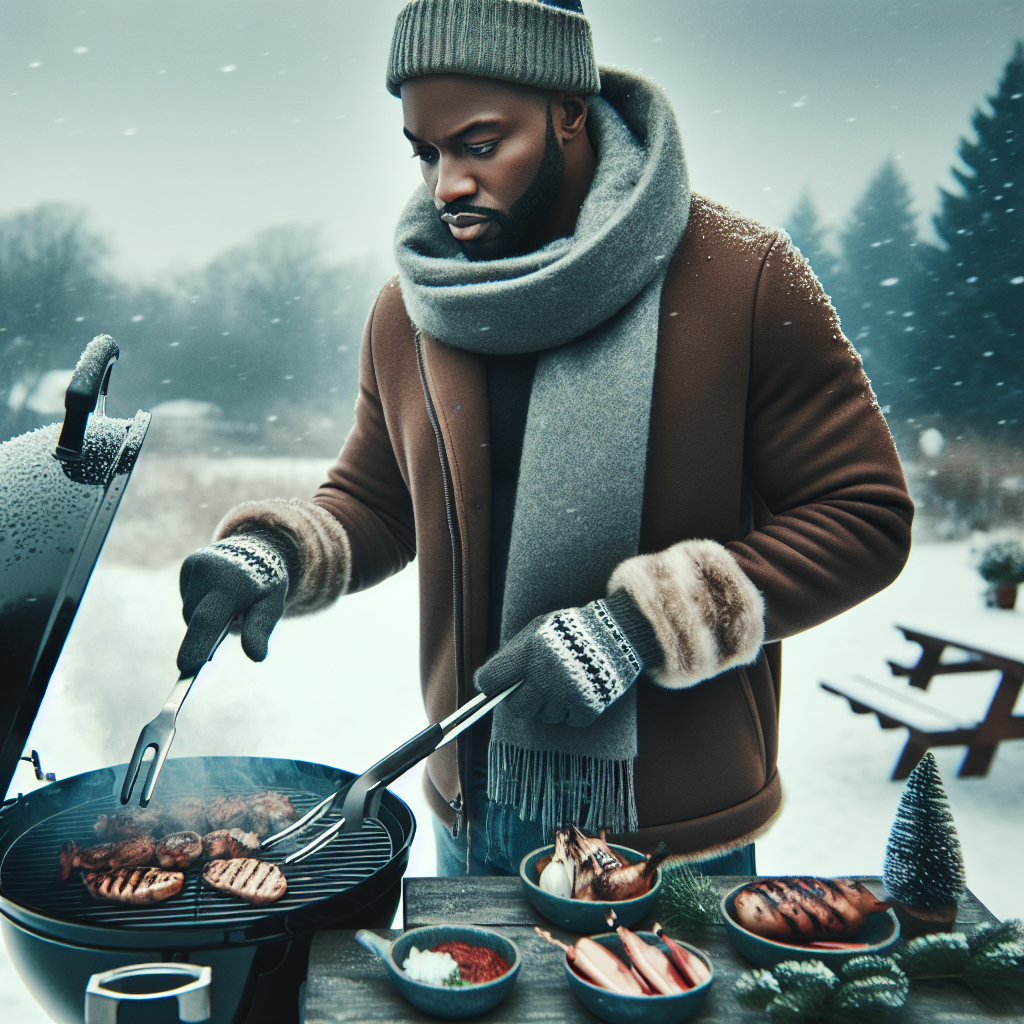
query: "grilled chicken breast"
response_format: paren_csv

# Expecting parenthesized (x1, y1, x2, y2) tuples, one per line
(156, 831, 203, 869)
(203, 858, 287, 905)
(82, 866, 185, 904)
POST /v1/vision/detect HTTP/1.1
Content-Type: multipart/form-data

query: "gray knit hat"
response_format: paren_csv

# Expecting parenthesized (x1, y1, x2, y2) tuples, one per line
(387, 0, 600, 97)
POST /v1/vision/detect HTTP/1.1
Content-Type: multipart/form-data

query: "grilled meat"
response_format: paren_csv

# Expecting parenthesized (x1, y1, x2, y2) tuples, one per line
(77, 843, 114, 871)
(203, 858, 287, 905)
(58, 841, 79, 882)
(205, 795, 251, 832)
(202, 829, 231, 859)
(733, 877, 891, 943)
(94, 807, 162, 841)
(108, 836, 157, 869)
(156, 831, 203, 869)
(259, 791, 299, 832)
(164, 797, 209, 835)
(82, 866, 185, 904)
(226, 829, 260, 857)
(591, 843, 670, 902)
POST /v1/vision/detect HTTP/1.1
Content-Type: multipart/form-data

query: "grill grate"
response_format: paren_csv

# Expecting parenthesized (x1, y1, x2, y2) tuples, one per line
(0, 786, 392, 929)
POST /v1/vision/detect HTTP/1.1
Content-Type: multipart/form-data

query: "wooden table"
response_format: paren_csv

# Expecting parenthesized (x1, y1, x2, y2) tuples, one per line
(303, 875, 1007, 1022)
(890, 615, 1024, 777)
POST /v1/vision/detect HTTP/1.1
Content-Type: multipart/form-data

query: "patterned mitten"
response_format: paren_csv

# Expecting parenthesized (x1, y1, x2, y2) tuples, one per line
(177, 531, 298, 675)
(474, 589, 664, 726)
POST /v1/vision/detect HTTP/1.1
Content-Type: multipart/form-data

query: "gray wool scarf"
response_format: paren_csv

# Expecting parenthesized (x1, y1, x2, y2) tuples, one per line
(395, 67, 690, 834)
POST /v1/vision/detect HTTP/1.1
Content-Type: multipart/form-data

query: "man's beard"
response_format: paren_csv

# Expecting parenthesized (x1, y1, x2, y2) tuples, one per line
(439, 106, 565, 261)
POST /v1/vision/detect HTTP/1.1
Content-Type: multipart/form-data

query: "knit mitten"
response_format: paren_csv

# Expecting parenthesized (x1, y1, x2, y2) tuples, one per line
(474, 589, 663, 727)
(177, 531, 299, 675)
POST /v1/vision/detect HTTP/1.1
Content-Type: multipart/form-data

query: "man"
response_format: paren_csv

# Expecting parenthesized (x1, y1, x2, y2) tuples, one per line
(177, 0, 913, 877)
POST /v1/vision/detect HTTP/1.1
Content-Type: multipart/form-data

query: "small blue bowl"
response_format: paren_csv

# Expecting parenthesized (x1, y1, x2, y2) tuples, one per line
(564, 931, 714, 1024)
(721, 883, 901, 968)
(520, 844, 663, 932)
(355, 925, 521, 1020)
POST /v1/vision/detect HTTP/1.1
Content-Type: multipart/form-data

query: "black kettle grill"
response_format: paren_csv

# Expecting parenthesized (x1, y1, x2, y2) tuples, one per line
(0, 337, 415, 1023)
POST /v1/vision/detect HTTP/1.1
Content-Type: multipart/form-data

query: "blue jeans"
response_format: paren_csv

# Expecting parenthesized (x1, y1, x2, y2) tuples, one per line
(433, 785, 757, 878)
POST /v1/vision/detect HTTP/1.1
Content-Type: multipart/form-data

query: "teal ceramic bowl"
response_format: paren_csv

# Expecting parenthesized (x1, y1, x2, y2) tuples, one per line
(355, 925, 521, 1020)
(720, 884, 901, 968)
(520, 844, 662, 932)
(563, 931, 714, 1024)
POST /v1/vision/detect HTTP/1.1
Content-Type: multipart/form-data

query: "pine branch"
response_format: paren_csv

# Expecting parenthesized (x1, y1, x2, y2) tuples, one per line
(733, 958, 908, 1024)
(656, 860, 721, 933)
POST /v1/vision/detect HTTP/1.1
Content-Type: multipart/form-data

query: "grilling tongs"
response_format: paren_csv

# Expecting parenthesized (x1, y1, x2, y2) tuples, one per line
(262, 681, 522, 865)
(120, 620, 236, 807)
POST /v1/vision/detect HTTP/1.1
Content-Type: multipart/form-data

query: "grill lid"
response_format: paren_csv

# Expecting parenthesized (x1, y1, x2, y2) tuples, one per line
(0, 335, 151, 800)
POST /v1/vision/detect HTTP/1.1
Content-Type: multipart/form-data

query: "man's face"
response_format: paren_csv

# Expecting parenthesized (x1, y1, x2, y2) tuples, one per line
(401, 75, 565, 260)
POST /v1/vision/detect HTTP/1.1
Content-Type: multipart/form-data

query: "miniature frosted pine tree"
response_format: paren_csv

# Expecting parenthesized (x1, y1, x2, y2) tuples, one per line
(883, 752, 965, 931)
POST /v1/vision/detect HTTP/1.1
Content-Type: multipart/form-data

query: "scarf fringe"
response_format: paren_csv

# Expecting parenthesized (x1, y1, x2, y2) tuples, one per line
(487, 739, 639, 837)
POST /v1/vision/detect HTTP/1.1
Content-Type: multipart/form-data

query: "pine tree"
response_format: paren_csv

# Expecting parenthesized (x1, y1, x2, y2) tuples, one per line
(883, 752, 966, 910)
(915, 42, 1024, 441)
(836, 159, 924, 420)
(785, 189, 835, 295)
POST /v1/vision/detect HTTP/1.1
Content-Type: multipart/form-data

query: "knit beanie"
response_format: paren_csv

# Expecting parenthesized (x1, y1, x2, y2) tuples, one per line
(387, 0, 600, 97)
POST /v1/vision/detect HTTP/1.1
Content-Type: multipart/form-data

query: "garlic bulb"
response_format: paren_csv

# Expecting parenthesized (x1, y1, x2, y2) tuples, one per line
(539, 858, 572, 898)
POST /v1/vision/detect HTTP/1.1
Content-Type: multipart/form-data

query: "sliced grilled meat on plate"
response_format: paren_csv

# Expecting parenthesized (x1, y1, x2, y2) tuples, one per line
(156, 831, 202, 869)
(82, 867, 185, 904)
(203, 858, 287, 905)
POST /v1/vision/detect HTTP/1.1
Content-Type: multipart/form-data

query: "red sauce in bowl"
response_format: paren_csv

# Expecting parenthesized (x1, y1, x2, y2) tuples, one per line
(431, 941, 511, 984)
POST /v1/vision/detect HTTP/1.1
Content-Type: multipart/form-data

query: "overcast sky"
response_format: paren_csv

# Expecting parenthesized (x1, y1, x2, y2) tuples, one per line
(2, 0, 1022, 278)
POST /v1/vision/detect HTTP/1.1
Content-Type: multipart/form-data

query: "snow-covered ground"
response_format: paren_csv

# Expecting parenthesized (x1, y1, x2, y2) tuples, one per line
(2, 456, 1022, 1021)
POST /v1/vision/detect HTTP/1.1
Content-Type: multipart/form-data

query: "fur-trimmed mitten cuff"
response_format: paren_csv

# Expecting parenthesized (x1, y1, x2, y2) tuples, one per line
(607, 538, 764, 689)
(214, 498, 352, 616)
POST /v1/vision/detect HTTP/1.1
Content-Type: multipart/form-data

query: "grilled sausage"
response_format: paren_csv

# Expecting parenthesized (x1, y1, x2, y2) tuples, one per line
(203, 858, 287, 905)
(156, 831, 203, 869)
(82, 866, 185, 904)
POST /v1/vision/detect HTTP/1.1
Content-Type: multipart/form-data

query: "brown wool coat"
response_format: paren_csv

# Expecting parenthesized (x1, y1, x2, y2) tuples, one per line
(301, 194, 913, 857)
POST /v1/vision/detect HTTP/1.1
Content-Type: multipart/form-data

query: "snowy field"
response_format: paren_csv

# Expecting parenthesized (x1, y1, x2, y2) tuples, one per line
(2, 456, 1022, 1021)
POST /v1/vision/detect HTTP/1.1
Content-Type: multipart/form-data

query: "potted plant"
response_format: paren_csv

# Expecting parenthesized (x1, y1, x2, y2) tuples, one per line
(977, 539, 1024, 609)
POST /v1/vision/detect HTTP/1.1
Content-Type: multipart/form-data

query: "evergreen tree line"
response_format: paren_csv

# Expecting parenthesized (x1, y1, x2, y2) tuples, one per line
(0, 209, 380, 454)
(785, 42, 1023, 454)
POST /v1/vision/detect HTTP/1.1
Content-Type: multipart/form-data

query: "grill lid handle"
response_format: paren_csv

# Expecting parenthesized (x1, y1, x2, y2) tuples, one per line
(85, 963, 212, 1024)
(55, 333, 119, 462)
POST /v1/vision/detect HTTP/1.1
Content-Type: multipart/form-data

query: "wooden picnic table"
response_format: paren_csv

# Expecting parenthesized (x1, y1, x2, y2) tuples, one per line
(304, 874, 1008, 1022)
(890, 612, 1024, 776)
(822, 607, 1024, 779)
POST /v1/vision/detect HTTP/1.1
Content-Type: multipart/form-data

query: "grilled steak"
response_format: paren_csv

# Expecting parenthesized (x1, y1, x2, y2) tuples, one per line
(77, 843, 114, 871)
(108, 836, 157, 869)
(156, 831, 203, 869)
(82, 867, 185, 904)
(258, 791, 299, 832)
(94, 807, 162, 841)
(203, 858, 287, 905)
(206, 795, 251, 831)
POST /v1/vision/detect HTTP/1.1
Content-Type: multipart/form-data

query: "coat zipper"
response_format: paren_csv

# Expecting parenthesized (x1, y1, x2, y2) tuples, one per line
(413, 332, 469, 842)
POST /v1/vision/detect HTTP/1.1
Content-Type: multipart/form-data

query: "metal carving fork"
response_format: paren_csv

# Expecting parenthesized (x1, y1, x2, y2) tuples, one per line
(262, 681, 522, 865)
(120, 620, 236, 807)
